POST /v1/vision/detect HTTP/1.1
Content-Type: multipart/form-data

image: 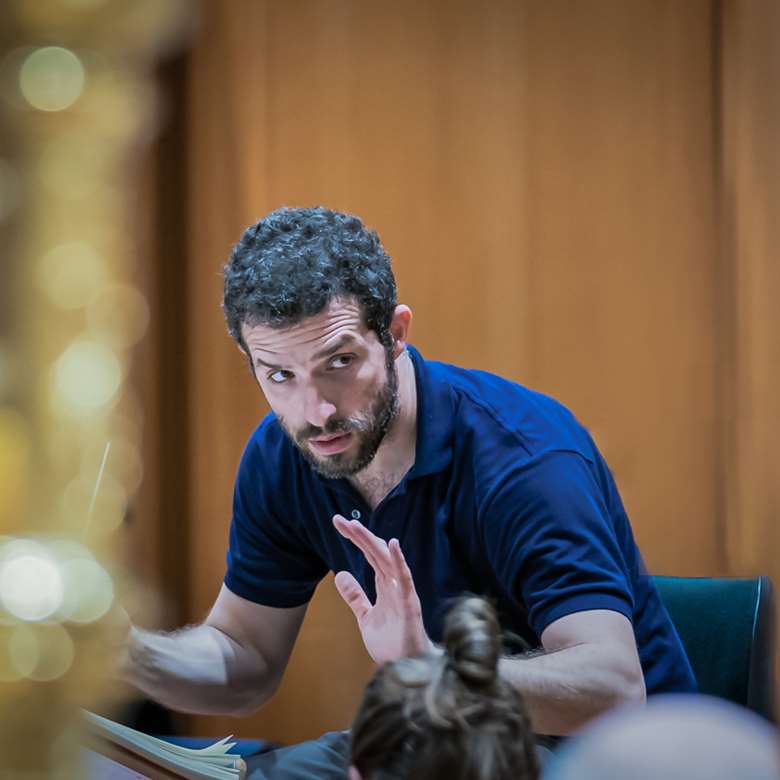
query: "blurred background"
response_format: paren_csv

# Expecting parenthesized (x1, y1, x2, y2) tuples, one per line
(2, 0, 778, 764)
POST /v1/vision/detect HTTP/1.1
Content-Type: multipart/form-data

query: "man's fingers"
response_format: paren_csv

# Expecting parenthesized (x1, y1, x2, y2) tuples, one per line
(350, 522, 392, 578)
(334, 570, 372, 622)
(333, 515, 391, 579)
(333, 515, 382, 573)
(389, 538, 417, 600)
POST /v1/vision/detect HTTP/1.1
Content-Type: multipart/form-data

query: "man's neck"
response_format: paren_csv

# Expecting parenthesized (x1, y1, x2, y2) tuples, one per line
(348, 350, 418, 509)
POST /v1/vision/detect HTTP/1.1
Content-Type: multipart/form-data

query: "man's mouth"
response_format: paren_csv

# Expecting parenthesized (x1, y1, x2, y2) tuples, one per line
(308, 432, 353, 455)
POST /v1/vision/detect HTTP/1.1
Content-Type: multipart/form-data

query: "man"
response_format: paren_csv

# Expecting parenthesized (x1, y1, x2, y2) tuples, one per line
(125, 207, 695, 775)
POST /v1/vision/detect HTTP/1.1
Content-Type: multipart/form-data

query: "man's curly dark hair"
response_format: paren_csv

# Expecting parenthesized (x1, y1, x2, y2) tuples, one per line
(223, 206, 398, 355)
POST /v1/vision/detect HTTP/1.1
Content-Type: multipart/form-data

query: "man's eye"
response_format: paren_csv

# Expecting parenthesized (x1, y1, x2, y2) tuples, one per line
(329, 354, 355, 370)
(269, 370, 292, 384)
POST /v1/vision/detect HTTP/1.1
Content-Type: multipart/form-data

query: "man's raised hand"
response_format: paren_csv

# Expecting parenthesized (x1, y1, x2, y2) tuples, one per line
(332, 514, 433, 664)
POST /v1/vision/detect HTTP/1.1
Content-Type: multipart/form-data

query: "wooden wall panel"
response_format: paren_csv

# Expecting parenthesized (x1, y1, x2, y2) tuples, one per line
(187, 2, 272, 620)
(719, 0, 780, 680)
(521, 0, 720, 575)
(165, 0, 777, 744)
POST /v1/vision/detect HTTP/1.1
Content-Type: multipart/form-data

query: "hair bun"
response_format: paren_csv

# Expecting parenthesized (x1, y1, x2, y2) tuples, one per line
(442, 596, 501, 687)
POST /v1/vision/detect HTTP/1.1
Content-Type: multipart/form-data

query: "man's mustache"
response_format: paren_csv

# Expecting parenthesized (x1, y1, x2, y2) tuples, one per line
(296, 417, 360, 443)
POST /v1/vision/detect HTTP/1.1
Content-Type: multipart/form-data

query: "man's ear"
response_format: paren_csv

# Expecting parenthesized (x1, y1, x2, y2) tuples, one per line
(347, 765, 363, 780)
(388, 304, 412, 358)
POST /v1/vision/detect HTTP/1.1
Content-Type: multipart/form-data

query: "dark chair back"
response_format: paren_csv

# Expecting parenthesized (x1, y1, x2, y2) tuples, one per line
(653, 575, 775, 722)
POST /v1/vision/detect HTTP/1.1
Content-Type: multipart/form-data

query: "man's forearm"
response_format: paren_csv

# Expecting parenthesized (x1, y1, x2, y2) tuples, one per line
(124, 623, 279, 717)
(499, 641, 646, 736)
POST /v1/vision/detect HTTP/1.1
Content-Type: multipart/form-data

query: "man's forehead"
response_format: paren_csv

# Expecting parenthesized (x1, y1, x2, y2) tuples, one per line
(242, 298, 370, 355)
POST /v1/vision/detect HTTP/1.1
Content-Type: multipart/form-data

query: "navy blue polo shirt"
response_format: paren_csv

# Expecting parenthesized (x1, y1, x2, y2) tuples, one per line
(225, 346, 696, 696)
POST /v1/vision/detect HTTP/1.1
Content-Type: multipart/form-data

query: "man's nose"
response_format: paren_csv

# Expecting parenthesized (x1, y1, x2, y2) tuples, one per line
(302, 386, 337, 429)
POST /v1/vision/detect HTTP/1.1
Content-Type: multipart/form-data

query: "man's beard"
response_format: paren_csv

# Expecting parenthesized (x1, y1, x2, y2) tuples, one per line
(279, 348, 400, 479)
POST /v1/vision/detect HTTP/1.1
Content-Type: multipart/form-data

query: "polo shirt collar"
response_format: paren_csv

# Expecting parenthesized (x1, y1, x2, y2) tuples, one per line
(406, 345, 454, 478)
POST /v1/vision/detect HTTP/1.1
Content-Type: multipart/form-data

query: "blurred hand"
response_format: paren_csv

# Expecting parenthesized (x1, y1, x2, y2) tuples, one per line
(77, 602, 136, 712)
(332, 515, 433, 664)
(92, 601, 134, 687)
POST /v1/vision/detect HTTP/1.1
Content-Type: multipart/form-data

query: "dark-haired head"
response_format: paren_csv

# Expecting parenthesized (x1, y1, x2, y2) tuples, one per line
(224, 206, 397, 355)
(350, 597, 539, 780)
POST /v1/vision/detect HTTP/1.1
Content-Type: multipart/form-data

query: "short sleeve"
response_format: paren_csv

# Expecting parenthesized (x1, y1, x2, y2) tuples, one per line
(224, 435, 328, 607)
(478, 450, 634, 637)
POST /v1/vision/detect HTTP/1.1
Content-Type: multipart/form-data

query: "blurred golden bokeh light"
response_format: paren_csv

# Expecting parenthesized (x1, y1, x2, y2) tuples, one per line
(0, 158, 20, 222)
(10, 623, 75, 681)
(19, 46, 85, 112)
(0, 536, 115, 627)
(0, 540, 64, 622)
(27, 623, 75, 682)
(60, 557, 114, 623)
(60, 472, 127, 535)
(0, 350, 12, 399)
(51, 339, 122, 415)
(7, 625, 40, 678)
(1, 0, 190, 774)
(0, 409, 31, 526)
(38, 135, 109, 201)
(37, 242, 109, 311)
(87, 284, 150, 348)
(81, 436, 144, 498)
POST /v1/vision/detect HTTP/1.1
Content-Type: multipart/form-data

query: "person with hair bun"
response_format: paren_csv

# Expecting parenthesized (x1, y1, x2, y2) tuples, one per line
(349, 597, 539, 780)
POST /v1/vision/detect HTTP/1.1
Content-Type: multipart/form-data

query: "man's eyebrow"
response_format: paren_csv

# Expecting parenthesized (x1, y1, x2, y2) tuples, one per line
(311, 334, 358, 361)
(252, 334, 358, 370)
(254, 356, 281, 370)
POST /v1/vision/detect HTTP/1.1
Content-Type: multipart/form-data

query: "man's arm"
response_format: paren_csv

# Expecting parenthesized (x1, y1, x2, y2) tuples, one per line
(124, 584, 307, 717)
(499, 609, 646, 735)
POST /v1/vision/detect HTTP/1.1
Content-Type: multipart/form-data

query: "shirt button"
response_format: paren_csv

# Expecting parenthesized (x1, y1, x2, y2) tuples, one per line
(351, 509, 361, 520)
